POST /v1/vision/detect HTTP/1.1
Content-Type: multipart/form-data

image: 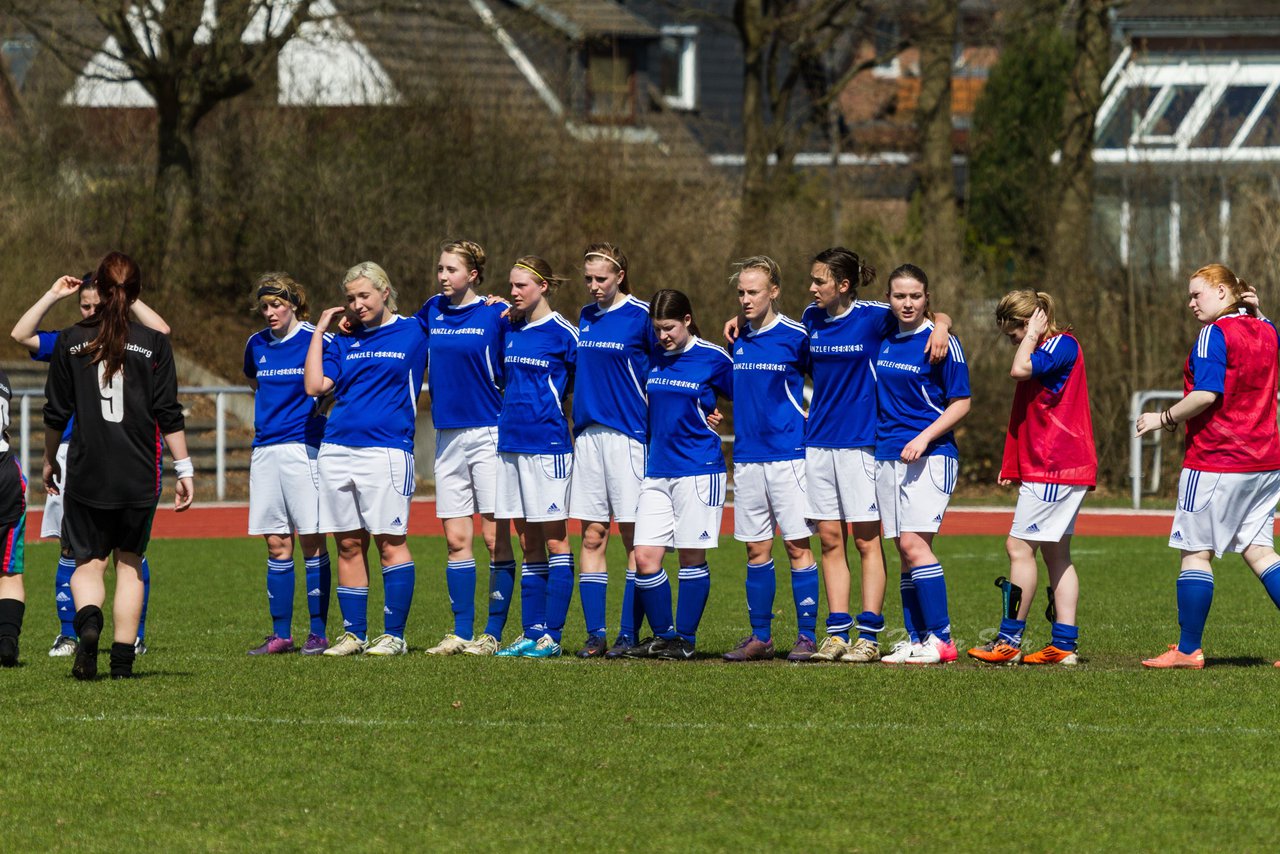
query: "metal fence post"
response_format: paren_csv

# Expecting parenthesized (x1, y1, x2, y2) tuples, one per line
(216, 392, 227, 501)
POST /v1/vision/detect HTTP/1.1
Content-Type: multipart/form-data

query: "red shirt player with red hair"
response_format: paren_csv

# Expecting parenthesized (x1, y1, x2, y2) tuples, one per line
(1137, 264, 1280, 669)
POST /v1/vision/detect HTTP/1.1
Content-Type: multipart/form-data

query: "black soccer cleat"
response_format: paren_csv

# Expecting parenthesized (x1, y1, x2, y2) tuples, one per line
(622, 636, 672, 659)
(604, 635, 635, 659)
(657, 637, 697, 661)
(72, 605, 103, 681)
(0, 635, 17, 667)
(576, 635, 609, 659)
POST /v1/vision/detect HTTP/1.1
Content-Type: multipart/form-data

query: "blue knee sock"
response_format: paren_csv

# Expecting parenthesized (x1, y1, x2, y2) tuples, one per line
(336, 585, 369, 641)
(791, 563, 819, 641)
(855, 611, 885, 644)
(900, 573, 926, 643)
(1177, 568, 1214, 654)
(579, 570, 608, 639)
(826, 612, 853, 642)
(55, 555, 76, 637)
(676, 564, 711, 644)
(519, 561, 549, 639)
(1050, 621, 1078, 651)
(999, 618, 1026, 645)
(745, 560, 776, 642)
(266, 558, 295, 639)
(304, 553, 331, 636)
(138, 557, 151, 642)
(1258, 561, 1280, 610)
(635, 569, 676, 639)
(619, 570, 642, 642)
(381, 562, 415, 639)
(484, 560, 517, 640)
(910, 563, 951, 643)
(544, 553, 575, 643)
(445, 559, 477, 640)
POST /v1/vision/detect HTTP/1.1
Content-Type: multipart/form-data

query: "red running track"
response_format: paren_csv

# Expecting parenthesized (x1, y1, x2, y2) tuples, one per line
(22, 502, 1179, 541)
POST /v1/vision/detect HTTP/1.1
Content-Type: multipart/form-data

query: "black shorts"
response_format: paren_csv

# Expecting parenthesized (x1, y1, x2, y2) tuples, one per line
(61, 496, 156, 560)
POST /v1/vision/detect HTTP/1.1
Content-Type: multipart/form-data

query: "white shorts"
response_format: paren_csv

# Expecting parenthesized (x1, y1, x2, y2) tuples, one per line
(495, 451, 572, 522)
(1169, 468, 1280, 558)
(434, 426, 500, 518)
(41, 442, 68, 539)
(733, 459, 816, 542)
(634, 474, 726, 550)
(248, 443, 323, 536)
(806, 446, 880, 522)
(569, 425, 645, 523)
(1010, 482, 1088, 543)
(876, 455, 958, 539)
(317, 443, 415, 536)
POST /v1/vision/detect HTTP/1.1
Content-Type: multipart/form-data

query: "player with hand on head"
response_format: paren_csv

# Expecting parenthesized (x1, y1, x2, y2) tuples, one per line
(491, 256, 579, 659)
(243, 273, 333, 656)
(873, 264, 970, 666)
(721, 256, 818, 662)
(42, 251, 193, 680)
(12, 270, 169, 658)
(969, 290, 1095, 666)
(416, 240, 517, 657)
(568, 243, 657, 658)
(1137, 264, 1280, 670)
(306, 262, 428, 657)
(625, 289, 733, 661)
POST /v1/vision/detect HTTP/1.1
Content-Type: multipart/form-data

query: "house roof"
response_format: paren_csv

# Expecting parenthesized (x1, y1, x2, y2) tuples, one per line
(507, 0, 659, 40)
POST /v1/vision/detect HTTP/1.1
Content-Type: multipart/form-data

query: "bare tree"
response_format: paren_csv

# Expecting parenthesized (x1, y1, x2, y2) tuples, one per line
(913, 0, 960, 293)
(2, 0, 347, 281)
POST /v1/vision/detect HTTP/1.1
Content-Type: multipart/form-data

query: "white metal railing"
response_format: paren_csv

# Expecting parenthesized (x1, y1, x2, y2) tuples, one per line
(14, 385, 254, 503)
(1129, 390, 1181, 509)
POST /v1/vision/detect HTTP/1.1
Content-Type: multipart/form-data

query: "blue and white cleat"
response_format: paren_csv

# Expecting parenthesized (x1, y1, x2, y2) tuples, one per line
(523, 635, 562, 659)
(495, 636, 536, 657)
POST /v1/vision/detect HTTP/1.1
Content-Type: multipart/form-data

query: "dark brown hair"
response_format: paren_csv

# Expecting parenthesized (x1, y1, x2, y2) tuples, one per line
(650, 288, 700, 337)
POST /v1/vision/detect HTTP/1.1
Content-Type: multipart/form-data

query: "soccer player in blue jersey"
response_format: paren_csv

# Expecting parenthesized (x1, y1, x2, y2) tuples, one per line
(626, 289, 734, 660)
(492, 256, 579, 659)
(873, 264, 970, 666)
(416, 239, 517, 657)
(722, 257, 819, 662)
(243, 274, 333, 656)
(0, 367, 27, 666)
(305, 262, 428, 657)
(568, 242, 656, 658)
(11, 273, 168, 658)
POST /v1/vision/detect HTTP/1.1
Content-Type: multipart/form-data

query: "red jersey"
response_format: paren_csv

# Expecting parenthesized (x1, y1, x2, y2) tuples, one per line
(1183, 310, 1280, 473)
(1000, 332, 1097, 486)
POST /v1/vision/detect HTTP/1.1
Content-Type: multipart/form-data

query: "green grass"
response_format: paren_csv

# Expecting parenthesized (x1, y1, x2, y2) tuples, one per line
(5, 534, 1280, 851)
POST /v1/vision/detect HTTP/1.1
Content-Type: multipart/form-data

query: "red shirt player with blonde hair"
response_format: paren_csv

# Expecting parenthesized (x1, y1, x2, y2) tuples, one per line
(969, 290, 1095, 667)
(1136, 264, 1280, 669)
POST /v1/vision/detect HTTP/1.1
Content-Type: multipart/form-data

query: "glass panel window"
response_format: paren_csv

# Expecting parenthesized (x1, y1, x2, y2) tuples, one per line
(1244, 89, 1280, 147)
(1192, 85, 1267, 148)
(1098, 85, 1158, 148)
(1139, 84, 1203, 138)
(658, 26, 696, 110)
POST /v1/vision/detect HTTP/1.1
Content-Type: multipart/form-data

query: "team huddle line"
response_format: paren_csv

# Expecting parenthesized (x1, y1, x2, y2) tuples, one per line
(0, 245, 1275, 676)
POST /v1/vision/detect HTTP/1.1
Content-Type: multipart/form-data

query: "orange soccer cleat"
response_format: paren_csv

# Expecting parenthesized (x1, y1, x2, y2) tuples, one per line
(967, 639, 1024, 665)
(1141, 644, 1204, 669)
(1021, 644, 1080, 666)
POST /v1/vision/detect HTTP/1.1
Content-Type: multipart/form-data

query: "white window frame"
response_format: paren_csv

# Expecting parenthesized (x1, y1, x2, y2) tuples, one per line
(660, 24, 697, 111)
(1095, 55, 1280, 162)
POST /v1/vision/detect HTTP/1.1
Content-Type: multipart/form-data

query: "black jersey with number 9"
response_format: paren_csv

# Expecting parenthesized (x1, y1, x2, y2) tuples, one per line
(43, 320, 185, 509)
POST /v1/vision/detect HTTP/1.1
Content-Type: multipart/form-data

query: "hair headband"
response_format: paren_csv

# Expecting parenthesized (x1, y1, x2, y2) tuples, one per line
(515, 262, 548, 284)
(584, 251, 622, 270)
(257, 284, 300, 307)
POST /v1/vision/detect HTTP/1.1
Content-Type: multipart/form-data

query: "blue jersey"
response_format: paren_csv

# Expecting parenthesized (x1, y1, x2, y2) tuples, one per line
(416, 294, 506, 429)
(803, 300, 896, 449)
(645, 337, 734, 477)
(572, 295, 656, 440)
(321, 315, 429, 452)
(732, 315, 809, 463)
(497, 312, 577, 455)
(244, 322, 329, 447)
(1030, 333, 1079, 394)
(874, 322, 970, 461)
(35, 331, 74, 442)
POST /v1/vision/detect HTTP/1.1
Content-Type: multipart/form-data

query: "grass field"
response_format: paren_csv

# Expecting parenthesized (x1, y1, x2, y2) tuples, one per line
(5, 533, 1280, 851)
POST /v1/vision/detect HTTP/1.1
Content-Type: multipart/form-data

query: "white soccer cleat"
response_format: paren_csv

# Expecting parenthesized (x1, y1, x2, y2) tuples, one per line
(364, 633, 408, 656)
(322, 631, 367, 656)
(48, 634, 78, 658)
(462, 634, 499, 656)
(425, 633, 470, 656)
(881, 639, 921, 664)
